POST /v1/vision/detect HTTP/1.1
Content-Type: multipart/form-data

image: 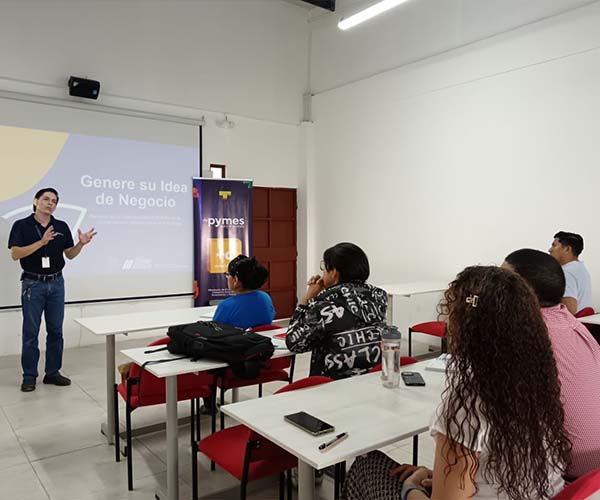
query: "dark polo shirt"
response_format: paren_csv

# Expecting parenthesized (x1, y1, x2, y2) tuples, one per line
(8, 214, 74, 274)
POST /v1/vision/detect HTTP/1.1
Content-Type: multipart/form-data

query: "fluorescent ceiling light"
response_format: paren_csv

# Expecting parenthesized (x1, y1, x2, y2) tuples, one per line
(338, 0, 411, 30)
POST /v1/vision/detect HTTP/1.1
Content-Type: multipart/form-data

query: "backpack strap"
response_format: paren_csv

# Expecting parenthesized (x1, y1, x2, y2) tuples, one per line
(144, 346, 169, 354)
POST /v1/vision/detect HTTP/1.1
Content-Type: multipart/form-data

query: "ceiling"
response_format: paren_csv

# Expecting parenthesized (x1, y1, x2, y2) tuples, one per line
(281, 0, 335, 11)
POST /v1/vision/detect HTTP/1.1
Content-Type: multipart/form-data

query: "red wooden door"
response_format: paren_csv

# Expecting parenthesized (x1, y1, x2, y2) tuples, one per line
(253, 187, 297, 319)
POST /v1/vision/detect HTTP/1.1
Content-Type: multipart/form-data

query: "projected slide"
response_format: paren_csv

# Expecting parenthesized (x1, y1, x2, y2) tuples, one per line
(0, 125, 198, 306)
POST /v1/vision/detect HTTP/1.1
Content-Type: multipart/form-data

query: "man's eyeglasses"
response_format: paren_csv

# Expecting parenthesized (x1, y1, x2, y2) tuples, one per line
(319, 260, 325, 272)
(224, 272, 231, 277)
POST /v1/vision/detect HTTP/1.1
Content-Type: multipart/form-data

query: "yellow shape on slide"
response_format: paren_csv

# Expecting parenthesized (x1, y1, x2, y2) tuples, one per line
(0, 125, 69, 202)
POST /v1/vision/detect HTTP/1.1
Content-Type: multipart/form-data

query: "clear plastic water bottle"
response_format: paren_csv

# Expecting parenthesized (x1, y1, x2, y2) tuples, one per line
(381, 325, 401, 388)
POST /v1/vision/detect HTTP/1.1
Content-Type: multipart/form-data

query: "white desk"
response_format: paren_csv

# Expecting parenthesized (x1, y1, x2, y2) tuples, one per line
(378, 281, 448, 326)
(121, 327, 290, 500)
(74, 306, 217, 445)
(579, 313, 600, 325)
(221, 361, 445, 500)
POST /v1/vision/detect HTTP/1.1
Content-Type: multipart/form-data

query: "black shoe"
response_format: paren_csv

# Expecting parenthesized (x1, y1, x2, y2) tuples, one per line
(43, 373, 71, 386)
(21, 380, 36, 392)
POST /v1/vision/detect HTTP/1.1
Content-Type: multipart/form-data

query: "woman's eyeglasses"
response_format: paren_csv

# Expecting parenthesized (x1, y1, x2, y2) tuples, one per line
(224, 272, 231, 277)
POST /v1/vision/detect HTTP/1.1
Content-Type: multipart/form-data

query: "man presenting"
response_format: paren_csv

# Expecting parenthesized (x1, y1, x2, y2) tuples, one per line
(8, 188, 97, 392)
(549, 231, 592, 315)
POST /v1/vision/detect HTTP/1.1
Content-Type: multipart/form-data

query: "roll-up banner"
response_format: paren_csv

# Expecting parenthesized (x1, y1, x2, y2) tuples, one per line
(192, 178, 253, 306)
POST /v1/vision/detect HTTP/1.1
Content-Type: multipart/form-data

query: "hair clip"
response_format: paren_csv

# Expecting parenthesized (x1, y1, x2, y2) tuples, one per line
(466, 295, 479, 308)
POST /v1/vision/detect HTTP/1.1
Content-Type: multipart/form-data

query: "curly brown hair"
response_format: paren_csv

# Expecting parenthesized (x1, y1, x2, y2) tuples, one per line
(438, 266, 570, 500)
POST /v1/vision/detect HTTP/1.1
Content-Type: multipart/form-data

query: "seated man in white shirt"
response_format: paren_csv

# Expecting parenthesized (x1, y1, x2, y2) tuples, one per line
(549, 231, 592, 315)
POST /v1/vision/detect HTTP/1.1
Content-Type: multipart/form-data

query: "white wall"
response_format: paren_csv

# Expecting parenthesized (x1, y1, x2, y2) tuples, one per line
(0, 0, 309, 356)
(0, 0, 308, 124)
(310, 1, 600, 309)
(310, 0, 595, 93)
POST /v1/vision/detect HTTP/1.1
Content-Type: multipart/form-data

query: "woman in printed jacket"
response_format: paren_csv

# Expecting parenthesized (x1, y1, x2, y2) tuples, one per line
(285, 242, 387, 379)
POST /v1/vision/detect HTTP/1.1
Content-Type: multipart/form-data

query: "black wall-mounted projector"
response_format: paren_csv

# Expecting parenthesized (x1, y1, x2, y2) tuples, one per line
(68, 76, 100, 99)
(301, 1, 335, 11)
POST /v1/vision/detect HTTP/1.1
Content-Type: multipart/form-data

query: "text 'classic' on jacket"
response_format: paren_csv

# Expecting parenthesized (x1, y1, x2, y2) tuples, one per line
(285, 282, 388, 379)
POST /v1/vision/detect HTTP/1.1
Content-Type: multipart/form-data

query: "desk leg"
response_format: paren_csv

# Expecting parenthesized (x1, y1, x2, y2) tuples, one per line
(231, 387, 239, 403)
(298, 460, 315, 500)
(166, 376, 179, 500)
(101, 334, 116, 445)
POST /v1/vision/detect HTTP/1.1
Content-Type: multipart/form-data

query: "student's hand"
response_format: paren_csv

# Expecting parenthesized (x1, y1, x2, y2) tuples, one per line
(390, 463, 419, 480)
(300, 275, 325, 305)
(41, 225, 56, 245)
(78, 227, 97, 245)
(307, 274, 322, 286)
(305, 275, 325, 298)
(402, 467, 433, 488)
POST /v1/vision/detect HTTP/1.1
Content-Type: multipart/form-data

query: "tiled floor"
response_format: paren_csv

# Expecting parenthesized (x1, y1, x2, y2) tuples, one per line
(0, 335, 437, 500)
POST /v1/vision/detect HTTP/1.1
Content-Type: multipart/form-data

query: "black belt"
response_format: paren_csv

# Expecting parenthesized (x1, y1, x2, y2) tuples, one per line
(22, 271, 62, 282)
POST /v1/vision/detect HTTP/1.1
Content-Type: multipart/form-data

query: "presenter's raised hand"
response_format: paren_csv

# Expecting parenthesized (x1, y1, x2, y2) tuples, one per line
(78, 228, 97, 245)
(41, 226, 56, 245)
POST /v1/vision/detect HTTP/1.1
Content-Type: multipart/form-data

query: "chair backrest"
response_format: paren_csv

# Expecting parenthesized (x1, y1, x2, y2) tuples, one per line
(250, 324, 282, 333)
(554, 468, 600, 500)
(274, 375, 333, 395)
(368, 357, 418, 373)
(576, 307, 596, 318)
(128, 336, 213, 406)
(247, 376, 333, 459)
(250, 324, 291, 370)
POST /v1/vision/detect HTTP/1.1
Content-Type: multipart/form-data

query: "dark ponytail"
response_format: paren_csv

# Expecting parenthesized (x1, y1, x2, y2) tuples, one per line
(228, 255, 268, 290)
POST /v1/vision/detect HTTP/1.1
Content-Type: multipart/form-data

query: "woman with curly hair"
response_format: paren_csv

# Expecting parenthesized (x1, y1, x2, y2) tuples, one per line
(342, 266, 570, 500)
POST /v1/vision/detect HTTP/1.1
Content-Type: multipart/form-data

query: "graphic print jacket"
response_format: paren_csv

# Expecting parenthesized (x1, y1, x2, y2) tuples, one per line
(285, 282, 388, 380)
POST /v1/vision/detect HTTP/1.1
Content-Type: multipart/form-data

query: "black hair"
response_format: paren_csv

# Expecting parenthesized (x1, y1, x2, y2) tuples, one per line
(227, 255, 268, 290)
(504, 248, 565, 307)
(322, 242, 370, 283)
(554, 231, 584, 256)
(33, 188, 59, 212)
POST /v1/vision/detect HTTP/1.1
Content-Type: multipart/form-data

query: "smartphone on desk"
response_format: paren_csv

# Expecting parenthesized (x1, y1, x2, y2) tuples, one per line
(401, 371, 426, 386)
(284, 411, 335, 436)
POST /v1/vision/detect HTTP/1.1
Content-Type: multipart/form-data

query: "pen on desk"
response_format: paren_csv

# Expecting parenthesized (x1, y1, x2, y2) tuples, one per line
(319, 432, 348, 451)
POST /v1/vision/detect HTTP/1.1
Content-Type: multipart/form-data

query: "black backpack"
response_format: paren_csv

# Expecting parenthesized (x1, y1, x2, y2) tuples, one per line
(166, 321, 275, 379)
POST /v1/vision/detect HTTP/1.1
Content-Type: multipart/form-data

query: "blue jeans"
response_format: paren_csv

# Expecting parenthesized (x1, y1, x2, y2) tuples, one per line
(21, 277, 65, 381)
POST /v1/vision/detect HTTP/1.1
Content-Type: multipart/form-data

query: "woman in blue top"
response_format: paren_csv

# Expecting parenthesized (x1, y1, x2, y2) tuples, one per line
(213, 255, 276, 329)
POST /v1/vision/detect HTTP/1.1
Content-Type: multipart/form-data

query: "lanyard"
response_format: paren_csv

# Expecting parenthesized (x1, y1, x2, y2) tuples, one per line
(34, 224, 47, 257)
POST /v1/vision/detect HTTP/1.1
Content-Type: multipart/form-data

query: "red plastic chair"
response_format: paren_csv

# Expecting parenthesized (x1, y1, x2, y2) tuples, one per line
(368, 357, 418, 373)
(192, 376, 333, 500)
(408, 321, 447, 357)
(576, 307, 596, 318)
(554, 468, 600, 500)
(115, 337, 213, 490)
(215, 324, 296, 430)
(576, 308, 600, 344)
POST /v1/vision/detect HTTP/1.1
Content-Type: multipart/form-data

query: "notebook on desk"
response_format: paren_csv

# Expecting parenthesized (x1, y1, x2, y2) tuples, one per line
(425, 353, 450, 373)
(271, 338, 288, 350)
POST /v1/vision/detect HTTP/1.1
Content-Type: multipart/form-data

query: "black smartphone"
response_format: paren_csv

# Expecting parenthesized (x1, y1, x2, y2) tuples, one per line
(401, 371, 426, 386)
(284, 411, 335, 436)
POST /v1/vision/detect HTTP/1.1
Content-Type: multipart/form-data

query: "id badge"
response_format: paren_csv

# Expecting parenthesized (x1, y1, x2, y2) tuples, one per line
(42, 257, 50, 269)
